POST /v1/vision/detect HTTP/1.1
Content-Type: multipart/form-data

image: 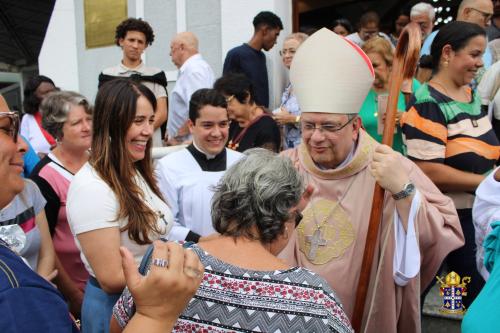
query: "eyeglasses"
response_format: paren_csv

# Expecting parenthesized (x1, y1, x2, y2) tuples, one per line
(279, 48, 296, 56)
(0, 112, 19, 143)
(301, 116, 356, 135)
(225, 95, 235, 103)
(469, 7, 493, 23)
(294, 210, 303, 227)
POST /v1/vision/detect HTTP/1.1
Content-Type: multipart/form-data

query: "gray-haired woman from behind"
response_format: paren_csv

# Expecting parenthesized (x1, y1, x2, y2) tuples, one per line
(111, 148, 353, 333)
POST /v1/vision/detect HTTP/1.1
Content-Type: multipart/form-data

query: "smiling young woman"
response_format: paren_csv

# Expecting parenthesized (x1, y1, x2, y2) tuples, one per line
(401, 21, 500, 308)
(66, 79, 174, 333)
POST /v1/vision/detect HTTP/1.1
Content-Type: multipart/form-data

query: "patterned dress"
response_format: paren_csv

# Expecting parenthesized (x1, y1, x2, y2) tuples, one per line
(276, 83, 302, 149)
(113, 244, 353, 332)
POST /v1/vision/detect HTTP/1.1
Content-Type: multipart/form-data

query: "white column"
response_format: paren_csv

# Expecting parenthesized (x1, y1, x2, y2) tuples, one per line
(38, 0, 79, 91)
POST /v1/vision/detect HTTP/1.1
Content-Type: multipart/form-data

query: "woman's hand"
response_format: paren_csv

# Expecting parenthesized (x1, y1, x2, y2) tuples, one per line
(121, 241, 203, 329)
(273, 107, 297, 125)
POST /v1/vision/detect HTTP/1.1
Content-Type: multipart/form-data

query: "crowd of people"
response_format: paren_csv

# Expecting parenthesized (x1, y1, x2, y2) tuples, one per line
(1, 0, 500, 332)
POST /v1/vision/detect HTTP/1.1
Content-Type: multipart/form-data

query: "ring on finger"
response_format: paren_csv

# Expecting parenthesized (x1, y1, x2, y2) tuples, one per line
(152, 258, 169, 268)
(184, 266, 203, 279)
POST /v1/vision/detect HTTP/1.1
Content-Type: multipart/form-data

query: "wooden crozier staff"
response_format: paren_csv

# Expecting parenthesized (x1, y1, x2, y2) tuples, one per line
(351, 23, 421, 332)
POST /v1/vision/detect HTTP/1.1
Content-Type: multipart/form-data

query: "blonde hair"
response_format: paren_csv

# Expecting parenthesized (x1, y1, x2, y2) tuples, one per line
(362, 37, 394, 66)
(284, 32, 308, 45)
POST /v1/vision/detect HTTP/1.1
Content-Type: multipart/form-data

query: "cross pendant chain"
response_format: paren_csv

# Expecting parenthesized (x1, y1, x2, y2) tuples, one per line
(305, 228, 328, 260)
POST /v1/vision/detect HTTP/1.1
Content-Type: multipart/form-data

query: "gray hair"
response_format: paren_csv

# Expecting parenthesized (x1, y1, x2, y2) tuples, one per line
(410, 2, 436, 21)
(40, 91, 91, 140)
(284, 32, 308, 45)
(212, 148, 304, 243)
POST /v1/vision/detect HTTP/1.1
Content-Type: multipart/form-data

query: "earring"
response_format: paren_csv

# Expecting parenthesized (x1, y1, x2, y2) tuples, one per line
(443, 60, 449, 67)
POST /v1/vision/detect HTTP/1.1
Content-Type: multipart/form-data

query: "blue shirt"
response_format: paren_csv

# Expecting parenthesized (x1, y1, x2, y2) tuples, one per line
(21, 135, 40, 177)
(223, 43, 269, 108)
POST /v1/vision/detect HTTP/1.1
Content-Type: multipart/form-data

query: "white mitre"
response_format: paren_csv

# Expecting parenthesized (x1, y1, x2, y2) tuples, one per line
(290, 28, 375, 114)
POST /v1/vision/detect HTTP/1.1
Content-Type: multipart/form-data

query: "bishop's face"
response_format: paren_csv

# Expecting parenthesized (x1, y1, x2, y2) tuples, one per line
(189, 105, 229, 156)
(301, 112, 360, 169)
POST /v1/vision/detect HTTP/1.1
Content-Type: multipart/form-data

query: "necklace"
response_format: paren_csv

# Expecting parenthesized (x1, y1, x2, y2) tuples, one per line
(139, 176, 170, 231)
(305, 176, 356, 260)
(429, 80, 477, 127)
(430, 80, 470, 103)
(227, 113, 271, 151)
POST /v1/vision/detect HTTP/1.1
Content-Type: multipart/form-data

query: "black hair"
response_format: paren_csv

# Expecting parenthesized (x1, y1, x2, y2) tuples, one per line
(213, 73, 255, 105)
(23, 75, 55, 115)
(418, 55, 434, 69)
(252, 11, 283, 30)
(332, 18, 353, 34)
(115, 18, 155, 46)
(430, 21, 486, 72)
(359, 11, 380, 28)
(189, 88, 227, 122)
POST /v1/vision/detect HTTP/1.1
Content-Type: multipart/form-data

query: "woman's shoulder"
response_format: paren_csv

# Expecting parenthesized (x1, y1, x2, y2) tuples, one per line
(412, 83, 437, 103)
(257, 114, 278, 126)
(69, 163, 113, 198)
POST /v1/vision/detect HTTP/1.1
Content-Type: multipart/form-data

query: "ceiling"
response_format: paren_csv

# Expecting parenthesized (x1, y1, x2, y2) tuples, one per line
(0, 0, 55, 67)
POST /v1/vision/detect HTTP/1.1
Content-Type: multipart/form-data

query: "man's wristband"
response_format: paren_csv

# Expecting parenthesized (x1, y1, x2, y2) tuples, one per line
(392, 182, 415, 200)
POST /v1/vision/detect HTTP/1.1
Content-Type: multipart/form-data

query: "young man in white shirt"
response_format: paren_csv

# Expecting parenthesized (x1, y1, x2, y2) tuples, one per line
(156, 89, 242, 242)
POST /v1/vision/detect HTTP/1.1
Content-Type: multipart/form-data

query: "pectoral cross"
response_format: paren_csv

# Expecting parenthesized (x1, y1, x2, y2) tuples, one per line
(305, 228, 327, 260)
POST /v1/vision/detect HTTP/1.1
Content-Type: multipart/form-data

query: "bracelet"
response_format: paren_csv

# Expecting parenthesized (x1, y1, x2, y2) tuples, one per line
(295, 115, 300, 123)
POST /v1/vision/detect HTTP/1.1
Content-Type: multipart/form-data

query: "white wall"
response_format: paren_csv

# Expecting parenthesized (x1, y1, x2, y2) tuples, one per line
(38, 0, 79, 91)
(38, 0, 291, 107)
(220, 0, 291, 109)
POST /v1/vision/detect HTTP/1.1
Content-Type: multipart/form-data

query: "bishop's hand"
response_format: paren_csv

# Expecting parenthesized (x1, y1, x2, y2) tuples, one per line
(369, 144, 410, 195)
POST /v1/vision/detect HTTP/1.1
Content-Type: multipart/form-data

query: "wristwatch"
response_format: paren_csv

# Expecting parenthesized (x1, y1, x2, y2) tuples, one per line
(392, 182, 415, 200)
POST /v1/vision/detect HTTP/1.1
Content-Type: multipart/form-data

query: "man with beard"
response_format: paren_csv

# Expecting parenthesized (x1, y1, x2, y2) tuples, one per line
(279, 28, 464, 332)
(155, 89, 242, 242)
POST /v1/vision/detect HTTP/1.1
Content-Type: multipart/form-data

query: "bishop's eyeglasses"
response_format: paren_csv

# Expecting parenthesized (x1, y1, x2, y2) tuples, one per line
(301, 116, 356, 135)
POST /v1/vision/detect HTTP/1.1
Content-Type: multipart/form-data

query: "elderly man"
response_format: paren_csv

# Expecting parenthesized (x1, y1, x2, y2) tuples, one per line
(279, 28, 464, 332)
(421, 0, 494, 69)
(167, 32, 215, 145)
(156, 89, 242, 242)
(99, 18, 168, 146)
(410, 2, 435, 42)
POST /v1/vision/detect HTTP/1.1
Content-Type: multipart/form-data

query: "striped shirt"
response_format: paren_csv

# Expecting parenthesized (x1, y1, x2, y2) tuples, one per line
(402, 83, 499, 174)
(401, 83, 500, 209)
